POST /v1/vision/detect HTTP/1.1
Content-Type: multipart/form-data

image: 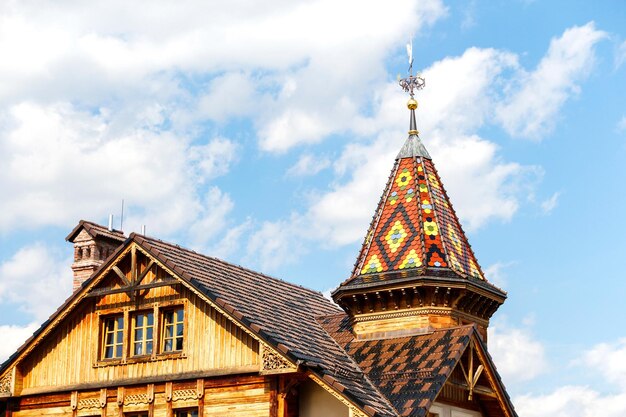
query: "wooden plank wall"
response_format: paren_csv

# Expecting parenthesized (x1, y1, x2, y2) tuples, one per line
(20, 266, 260, 391)
(12, 376, 271, 417)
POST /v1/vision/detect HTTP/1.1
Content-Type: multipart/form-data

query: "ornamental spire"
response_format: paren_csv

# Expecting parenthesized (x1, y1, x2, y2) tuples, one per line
(398, 40, 425, 136)
(397, 41, 430, 159)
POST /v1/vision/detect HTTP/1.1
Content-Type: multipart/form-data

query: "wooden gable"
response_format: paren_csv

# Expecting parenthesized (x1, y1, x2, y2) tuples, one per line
(434, 335, 515, 417)
(7, 242, 271, 396)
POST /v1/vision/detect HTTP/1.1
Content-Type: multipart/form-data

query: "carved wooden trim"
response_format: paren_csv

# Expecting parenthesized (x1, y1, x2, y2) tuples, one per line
(353, 306, 489, 326)
(77, 399, 101, 410)
(172, 389, 199, 402)
(260, 346, 297, 375)
(308, 374, 368, 417)
(0, 369, 12, 394)
(74, 389, 107, 410)
(124, 394, 148, 406)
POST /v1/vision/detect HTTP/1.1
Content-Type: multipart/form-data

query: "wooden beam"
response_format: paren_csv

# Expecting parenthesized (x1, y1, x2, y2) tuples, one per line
(112, 266, 131, 287)
(269, 377, 278, 417)
(445, 380, 497, 398)
(136, 260, 155, 286)
(85, 279, 179, 298)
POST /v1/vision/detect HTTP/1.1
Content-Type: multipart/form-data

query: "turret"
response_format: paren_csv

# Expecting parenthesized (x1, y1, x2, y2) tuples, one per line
(332, 72, 506, 342)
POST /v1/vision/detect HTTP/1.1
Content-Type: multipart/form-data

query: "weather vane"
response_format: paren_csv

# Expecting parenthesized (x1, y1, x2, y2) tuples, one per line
(398, 39, 425, 98)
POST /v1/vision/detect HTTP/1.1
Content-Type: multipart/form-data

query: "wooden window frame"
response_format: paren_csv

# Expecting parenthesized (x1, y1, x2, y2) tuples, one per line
(161, 305, 185, 353)
(131, 310, 155, 357)
(173, 409, 198, 417)
(101, 313, 125, 360)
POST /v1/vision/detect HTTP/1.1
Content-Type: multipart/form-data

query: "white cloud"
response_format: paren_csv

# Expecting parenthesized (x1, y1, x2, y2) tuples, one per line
(188, 138, 239, 182)
(496, 22, 606, 139)
(616, 40, 626, 68)
(0, 243, 72, 321)
(0, 0, 447, 147)
(186, 187, 235, 247)
(0, 0, 449, 241)
(0, 102, 237, 238)
(617, 116, 626, 132)
(207, 218, 254, 261)
(515, 386, 626, 417)
(0, 323, 40, 364)
(195, 72, 257, 123)
(246, 216, 306, 271)
(259, 109, 340, 152)
(511, 337, 626, 417)
(287, 154, 331, 177)
(541, 191, 561, 214)
(483, 261, 516, 289)
(581, 338, 626, 389)
(488, 320, 548, 383)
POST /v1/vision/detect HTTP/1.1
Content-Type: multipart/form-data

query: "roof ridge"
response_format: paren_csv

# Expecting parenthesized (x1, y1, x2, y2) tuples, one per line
(132, 233, 333, 300)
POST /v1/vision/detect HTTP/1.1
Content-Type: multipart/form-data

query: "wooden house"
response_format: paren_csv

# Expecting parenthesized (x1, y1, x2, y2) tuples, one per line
(0, 84, 518, 417)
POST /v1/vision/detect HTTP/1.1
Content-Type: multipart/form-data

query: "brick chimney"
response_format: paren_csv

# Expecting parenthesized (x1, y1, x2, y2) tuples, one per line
(66, 220, 126, 291)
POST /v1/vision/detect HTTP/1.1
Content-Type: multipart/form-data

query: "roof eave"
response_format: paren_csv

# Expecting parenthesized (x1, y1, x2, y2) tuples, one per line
(332, 269, 507, 302)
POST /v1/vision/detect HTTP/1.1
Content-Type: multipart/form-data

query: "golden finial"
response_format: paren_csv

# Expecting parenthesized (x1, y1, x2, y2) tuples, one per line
(407, 98, 418, 110)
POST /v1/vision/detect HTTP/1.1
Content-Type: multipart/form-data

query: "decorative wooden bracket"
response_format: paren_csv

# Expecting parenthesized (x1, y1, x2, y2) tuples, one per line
(71, 391, 78, 411)
(165, 382, 173, 402)
(0, 369, 13, 395)
(100, 388, 108, 408)
(117, 387, 125, 406)
(459, 341, 484, 401)
(147, 384, 155, 404)
(260, 345, 298, 375)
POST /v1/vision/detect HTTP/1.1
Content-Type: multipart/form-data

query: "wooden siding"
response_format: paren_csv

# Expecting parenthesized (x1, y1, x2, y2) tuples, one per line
(20, 259, 260, 392)
(12, 376, 271, 417)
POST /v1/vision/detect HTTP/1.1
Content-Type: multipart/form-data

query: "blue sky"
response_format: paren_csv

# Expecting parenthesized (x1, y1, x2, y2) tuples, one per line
(1, 1, 625, 415)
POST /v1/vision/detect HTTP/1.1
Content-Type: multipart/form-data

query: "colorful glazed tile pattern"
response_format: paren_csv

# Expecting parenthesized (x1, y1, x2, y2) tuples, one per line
(423, 159, 484, 279)
(360, 158, 424, 275)
(354, 155, 485, 280)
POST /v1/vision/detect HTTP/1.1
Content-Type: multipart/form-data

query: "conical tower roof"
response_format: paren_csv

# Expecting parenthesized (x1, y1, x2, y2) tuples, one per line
(332, 75, 505, 341)
(350, 135, 484, 282)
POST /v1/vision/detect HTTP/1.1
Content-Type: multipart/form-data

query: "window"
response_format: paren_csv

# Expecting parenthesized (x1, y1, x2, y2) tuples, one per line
(102, 315, 124, 359)
(174, 409, 198, 417)
(132, 311, 154, 356)
(162, 307, 184, 352)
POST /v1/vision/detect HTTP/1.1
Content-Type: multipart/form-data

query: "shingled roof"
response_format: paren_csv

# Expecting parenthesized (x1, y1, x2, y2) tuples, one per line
(65, 219, 126, 243)
(132, 234, 398, 417)
(133, 235, 515, 417)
